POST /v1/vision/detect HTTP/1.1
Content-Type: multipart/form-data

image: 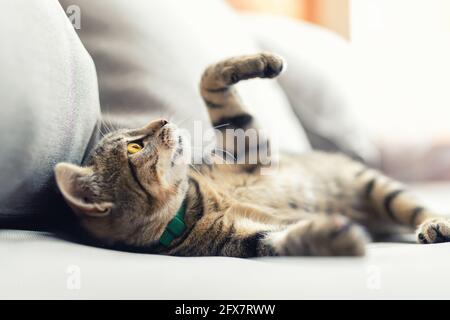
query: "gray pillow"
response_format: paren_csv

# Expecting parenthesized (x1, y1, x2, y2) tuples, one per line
(58, 0, 310, 154)
(0, 0, 100, 227)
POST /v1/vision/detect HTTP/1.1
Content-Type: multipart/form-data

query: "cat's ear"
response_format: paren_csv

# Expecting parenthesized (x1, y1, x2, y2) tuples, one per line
(54, 163, 113, 217)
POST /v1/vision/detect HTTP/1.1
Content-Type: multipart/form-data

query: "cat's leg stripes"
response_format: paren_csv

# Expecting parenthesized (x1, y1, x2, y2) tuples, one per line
(199, 53, 284, 167)
(353, 166, 450, 244)
(354, 167, 436, 227)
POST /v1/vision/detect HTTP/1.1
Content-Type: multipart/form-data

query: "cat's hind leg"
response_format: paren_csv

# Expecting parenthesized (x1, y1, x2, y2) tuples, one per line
(353, 163, 450, 244)
(416, 218, 450, 244)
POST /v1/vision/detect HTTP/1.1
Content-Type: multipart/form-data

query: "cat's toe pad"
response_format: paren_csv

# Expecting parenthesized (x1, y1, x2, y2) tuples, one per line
(417, 218, 450, 243)
(260, 53, 285, 78)
(220, 53, 285, 85)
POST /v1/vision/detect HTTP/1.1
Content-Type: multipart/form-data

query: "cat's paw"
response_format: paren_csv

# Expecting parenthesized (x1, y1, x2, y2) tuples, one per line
(416, 218, 450, 243)
(221, 53, 285, 85)
(258, 52, 285, 78)
(278, 215, 368, 257)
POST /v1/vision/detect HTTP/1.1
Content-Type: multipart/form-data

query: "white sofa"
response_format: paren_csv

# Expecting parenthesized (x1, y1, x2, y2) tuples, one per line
(2, 183, 449, 299)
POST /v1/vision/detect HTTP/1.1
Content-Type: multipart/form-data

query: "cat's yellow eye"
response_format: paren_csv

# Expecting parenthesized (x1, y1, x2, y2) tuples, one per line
(127, 143, 143, 154)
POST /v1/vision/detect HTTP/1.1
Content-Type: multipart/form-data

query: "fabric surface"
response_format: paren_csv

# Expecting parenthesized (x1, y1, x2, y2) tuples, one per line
(243, 14, 380, 165)
(58, 0, 310, 155)
(0, 0, 100, 224)
(1, 183, 449, 299)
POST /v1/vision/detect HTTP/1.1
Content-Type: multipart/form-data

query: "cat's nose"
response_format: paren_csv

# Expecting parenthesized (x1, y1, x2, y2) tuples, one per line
(147, 119, 168, 133)
(133, 119, 169, 136)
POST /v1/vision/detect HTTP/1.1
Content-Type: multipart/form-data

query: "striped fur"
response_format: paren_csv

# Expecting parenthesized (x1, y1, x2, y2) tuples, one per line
(199, 53, 280, 169)
(55, 53, 450, 257)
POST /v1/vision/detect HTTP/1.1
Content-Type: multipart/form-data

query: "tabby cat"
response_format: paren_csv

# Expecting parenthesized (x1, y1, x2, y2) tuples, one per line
(55, 53, 450, 257)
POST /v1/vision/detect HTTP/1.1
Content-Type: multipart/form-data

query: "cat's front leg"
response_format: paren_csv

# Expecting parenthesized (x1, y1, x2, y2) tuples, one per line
(199, 52, 284, 170)
(266, 214, 369, 256)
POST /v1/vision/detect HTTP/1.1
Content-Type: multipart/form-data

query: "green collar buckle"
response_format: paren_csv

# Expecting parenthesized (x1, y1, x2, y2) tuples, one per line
(159, 199, 187, 247)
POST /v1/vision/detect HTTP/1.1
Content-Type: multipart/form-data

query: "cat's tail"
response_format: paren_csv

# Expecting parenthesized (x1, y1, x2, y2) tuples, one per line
(199, 52, 285, 166)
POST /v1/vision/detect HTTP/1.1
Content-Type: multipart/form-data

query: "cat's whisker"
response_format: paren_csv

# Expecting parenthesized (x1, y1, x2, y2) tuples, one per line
(108, 117, 119, 132)
(174, 114, 196, 128)
(104, 114, 118, 133)
(211, 153, 234, 166)
(189, 164, 206, 179)
(213, 148, 236, 162)
(101, 116, 113, 135)
(102, 123, 110, 136)
(97, 122, 107, 138)
(100, 102, 120, 134)
(212, 123, 230, 130)
(187, 145, 227, 164)
(168, 111, 179, 123)
(186, 145, 236, 165)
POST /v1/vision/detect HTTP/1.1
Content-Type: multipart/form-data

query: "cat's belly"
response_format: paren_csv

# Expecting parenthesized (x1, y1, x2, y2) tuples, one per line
(208, 152, 363, 216)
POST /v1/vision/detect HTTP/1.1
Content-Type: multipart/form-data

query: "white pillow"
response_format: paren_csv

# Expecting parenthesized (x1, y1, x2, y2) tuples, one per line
(243, 14, 379, 165)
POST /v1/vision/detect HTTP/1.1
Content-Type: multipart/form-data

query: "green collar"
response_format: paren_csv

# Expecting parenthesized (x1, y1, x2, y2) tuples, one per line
(159, 199, 187, 247)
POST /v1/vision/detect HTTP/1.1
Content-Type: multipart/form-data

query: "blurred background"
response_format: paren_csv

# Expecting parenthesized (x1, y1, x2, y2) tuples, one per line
(227, 0, 450, 182)
(229, 0, 350, 38)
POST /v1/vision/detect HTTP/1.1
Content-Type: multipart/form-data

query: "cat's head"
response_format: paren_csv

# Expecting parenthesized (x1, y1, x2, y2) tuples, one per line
(55, 119, 189, 247)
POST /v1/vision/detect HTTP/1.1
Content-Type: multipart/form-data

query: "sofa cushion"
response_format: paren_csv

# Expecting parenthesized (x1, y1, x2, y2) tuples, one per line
(58, 0, 310, 154)
(0, 0, 100, 226)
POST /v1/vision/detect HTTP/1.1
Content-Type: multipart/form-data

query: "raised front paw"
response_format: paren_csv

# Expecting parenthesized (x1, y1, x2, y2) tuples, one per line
(417, 218, 450, 243)
(278, 215, 369, 257)
(258, 52, 285, 78)
(221, 52, 285, 85)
